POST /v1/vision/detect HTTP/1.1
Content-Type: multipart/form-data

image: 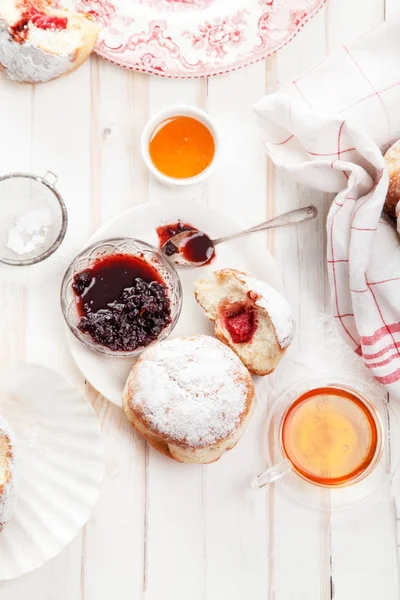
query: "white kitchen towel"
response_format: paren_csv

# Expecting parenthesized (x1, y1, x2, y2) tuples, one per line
(255, 16, 400, 398)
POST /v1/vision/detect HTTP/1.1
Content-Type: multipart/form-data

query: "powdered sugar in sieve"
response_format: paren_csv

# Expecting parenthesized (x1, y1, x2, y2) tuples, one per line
(0, 172, 68, 266)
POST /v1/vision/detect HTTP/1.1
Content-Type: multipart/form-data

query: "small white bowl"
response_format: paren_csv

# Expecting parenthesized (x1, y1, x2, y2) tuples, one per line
(141, 105, 219, 187)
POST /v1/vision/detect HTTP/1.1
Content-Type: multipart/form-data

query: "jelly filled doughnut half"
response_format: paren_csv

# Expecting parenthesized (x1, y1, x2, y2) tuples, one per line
(0, 415, 17, 532)
(0, 0, 100, 83)
(122, 335, 256, 464)
(194, 269, 294, 376)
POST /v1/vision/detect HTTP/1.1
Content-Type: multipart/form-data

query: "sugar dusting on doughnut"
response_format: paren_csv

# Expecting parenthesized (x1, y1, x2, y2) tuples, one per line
(235, 272, 294, 349)
(0, 415, 17, 532)
(123, 335, 255, 463)
(130, 336, 251, 447)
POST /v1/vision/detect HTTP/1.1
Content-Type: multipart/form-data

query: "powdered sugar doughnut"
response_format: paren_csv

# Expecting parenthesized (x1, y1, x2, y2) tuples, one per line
(0, 0, 100, 84)
(122, 335, 255, 464)
(195, 269, 294, 376)
(0, 415, 17, 532)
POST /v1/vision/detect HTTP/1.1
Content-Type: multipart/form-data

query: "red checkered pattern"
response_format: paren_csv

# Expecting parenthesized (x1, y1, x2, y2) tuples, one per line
(255, 16, 400, 398)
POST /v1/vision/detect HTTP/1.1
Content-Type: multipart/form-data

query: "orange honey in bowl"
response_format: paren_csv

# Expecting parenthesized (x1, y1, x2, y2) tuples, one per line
(149, 116, 215, 179)
(281, 386, 382, 487)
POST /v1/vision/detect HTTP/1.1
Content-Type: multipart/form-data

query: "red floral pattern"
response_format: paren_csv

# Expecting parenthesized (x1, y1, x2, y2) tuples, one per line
(77, 0, 115, 25)
(137, 0, 212, 8)
(75, 0, 327, 78)
(183, 10, 248, 59)
(290, 9, 308, 27)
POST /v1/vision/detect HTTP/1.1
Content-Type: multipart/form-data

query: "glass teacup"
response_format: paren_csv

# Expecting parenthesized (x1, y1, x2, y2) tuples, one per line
(253, 381, 385, 503)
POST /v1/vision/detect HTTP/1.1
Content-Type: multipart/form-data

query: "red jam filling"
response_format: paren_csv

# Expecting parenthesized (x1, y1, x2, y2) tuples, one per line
(31, 13, 68, 30)
(223, 306, 257, 344)
(10, 5, 68, 43)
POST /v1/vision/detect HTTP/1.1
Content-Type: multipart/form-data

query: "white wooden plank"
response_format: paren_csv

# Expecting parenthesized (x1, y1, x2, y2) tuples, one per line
(0, 74, 61, 599)
(267, 5, 331, 597)
(25, 62, 93, 384)
(4, 61, 94, 599)
(0, 73, 32, 370)
(144, 76, 207, 600)
(88, 57, 150, 225)
(83, 387, 146, 600)
(0, 537, 82, 600)
(385, 0, 398, 19)
(0, 72, 82, 596)
(80, 59, 149, 600)
(204, 61, 269, 600)
(207, 62, 268, 224)
(329, 496, 400, 599)
(268, 181, 332, 600)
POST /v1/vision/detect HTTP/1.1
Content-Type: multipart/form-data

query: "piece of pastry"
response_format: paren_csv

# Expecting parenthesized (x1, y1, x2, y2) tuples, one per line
(384, 140, 400, 220)
(122, 335, 256, 464)
(0, 0, 100, 83)
(194, 269, 294, 376)
(0, 415, 16, 532)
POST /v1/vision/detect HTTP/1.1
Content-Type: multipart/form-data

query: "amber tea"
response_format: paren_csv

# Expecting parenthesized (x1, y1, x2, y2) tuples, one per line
(280, 386, 383, 487)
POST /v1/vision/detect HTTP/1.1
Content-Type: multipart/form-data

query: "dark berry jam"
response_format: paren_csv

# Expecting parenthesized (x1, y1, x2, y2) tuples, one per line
(156, 221, 215, 265)
(72, 254, 171, 352)
(180, 231, 215, 264)
(223, 304, 257, 344)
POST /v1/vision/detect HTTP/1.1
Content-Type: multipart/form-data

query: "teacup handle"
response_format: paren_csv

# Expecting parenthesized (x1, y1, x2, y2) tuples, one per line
(251, 459, 292, 490)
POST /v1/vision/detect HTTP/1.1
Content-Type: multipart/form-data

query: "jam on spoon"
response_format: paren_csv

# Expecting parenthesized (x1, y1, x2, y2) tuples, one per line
(156, 221, 195, 256)
(161, 206, 318, 268)
(157, 220, 215, 265)
(179, 231, 215, 264)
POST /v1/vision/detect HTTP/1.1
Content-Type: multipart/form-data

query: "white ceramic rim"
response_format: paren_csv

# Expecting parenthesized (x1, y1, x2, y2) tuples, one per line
(140, 105, 219, 187)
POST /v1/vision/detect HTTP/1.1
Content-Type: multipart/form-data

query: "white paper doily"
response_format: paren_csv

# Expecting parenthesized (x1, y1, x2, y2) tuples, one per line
(0, 363, 103, 580)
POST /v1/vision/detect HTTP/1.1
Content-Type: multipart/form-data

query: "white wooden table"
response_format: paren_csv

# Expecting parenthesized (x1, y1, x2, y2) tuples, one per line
(1, 0, 399, 598)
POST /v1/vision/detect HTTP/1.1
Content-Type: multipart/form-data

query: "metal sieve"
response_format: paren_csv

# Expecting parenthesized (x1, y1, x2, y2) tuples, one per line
(0, 171, 68, 266)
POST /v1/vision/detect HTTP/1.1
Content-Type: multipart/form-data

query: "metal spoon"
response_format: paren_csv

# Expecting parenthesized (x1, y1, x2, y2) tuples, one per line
(162, 205, 318, 267)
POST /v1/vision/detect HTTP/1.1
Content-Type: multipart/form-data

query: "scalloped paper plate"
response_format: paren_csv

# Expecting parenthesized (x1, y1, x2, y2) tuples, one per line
(0, 364, 103, 580)
(72, 0, 327, 78)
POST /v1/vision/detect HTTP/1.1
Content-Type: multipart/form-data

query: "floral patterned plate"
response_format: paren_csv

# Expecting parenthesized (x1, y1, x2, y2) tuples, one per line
(74, 0, 327, 78)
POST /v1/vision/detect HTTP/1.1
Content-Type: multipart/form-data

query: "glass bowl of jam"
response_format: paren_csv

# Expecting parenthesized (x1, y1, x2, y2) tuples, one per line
(61, 238, 183, 356)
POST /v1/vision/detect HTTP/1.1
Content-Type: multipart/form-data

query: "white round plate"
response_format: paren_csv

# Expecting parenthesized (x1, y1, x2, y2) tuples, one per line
(67, 200, 282, 406)
(0, 364, 103, 580)
(72, 0, 326, 78)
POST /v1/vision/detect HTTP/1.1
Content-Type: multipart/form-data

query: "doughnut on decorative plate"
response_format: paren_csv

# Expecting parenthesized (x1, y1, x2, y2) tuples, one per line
(0, 364, 103, 580)
(72, 0, 327, 78)
(66, 200, 282, 406)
